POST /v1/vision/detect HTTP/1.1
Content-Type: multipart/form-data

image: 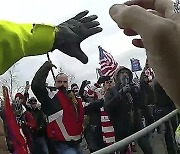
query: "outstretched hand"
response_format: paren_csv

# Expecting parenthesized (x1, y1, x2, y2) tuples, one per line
(109, 0, 180, 106)
(53, 10, 102, 64)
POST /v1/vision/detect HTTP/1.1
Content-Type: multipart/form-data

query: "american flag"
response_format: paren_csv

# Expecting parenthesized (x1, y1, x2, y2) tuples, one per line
(99, 46, 118, 77)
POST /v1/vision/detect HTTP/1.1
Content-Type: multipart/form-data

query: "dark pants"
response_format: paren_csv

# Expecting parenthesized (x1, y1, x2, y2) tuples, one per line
(164, 118, 177, 154)
(46, 137, 56, 154)
(51, 141, 82, 154)
(116, 135, 153, 154)
(84, 124, 105, 152)
(155, 107, 177, 154)
(32, 136, 49, 154)
(138, 135, 153, 154)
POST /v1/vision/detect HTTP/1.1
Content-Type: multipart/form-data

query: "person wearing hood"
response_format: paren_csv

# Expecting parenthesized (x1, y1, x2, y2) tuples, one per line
(109, 0, 180, 109)
(31, 61, 85, 154)
(104, 66, 153, 154)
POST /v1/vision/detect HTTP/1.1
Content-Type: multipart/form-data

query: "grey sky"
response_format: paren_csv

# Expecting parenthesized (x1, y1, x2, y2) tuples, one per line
(0, 0, 147, 96)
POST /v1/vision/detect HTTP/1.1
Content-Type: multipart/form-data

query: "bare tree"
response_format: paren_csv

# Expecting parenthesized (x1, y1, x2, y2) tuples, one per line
(174, 0, 180, 13)
(0, 63, 23, 99)
(58, 67, 64, 74)
(68, 73, 76, 85)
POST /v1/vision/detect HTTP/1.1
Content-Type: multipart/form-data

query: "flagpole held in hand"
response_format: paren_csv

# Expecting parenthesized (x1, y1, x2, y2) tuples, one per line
(46, 52, 56, 81)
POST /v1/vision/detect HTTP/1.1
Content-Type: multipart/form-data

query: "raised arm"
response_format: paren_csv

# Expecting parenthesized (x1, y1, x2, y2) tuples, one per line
(0, 21, 55, 74)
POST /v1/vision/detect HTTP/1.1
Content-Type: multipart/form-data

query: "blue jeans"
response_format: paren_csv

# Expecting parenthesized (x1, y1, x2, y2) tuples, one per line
(32, 136, 49, 154)
(53, 141, 83, 154)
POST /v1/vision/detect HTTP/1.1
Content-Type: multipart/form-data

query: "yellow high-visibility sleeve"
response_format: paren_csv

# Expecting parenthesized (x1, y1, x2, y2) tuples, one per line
(0, 21, 55, 74)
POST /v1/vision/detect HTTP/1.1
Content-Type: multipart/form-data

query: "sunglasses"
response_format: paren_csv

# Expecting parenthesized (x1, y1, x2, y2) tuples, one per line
(105, 80, 113, 84)
(57, 81, 68, 83)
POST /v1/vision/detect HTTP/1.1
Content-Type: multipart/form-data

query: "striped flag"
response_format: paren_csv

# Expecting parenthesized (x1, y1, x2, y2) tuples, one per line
(143, 59, 155, 83)
(99, 46, 118, 77)
(144, 67, 155, 83)
(100, 107, 116, 146)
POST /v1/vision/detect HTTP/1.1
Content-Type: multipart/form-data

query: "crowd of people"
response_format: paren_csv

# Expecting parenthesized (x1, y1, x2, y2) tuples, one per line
(0, 58, 178, 154)
(0, 0, 179, 153)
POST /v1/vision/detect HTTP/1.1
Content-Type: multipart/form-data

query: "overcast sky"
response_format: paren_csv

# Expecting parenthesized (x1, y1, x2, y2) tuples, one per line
(0, 0, 147, 95)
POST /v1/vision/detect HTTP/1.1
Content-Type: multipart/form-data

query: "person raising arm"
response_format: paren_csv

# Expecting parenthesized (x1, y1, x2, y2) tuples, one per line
(0, 10, 102, 74)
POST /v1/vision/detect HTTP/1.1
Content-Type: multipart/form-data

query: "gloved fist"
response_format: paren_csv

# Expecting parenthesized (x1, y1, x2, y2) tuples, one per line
(45, 61, 57, 69)
(82, 80, 91, 86)
(82, 80, 88, 86)
(53, 10, 102, 64)
(122, 84, 131, 93)
(132, 84, 140, 93)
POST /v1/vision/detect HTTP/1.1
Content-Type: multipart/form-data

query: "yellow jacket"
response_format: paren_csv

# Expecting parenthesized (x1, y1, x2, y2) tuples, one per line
(0, 21, 55, 74)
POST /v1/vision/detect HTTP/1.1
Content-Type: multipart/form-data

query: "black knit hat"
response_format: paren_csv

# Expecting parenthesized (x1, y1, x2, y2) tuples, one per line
(71, 83, 78, 89)
(97, 76, 111, 84)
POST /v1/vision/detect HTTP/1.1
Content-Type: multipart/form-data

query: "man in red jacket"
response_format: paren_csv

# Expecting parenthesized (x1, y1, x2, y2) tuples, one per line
(32, 61, 85, 154)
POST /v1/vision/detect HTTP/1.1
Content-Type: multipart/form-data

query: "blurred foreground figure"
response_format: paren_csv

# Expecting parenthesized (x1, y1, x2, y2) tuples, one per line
(0, 10, 102, 74)
(109, 0, 180, 107)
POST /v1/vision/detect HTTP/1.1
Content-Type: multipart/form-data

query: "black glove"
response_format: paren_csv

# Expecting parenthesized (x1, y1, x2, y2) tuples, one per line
(122, 84, 131, 93)
(82, 80, 90, 86)
(53, 10, 102, 64)
(44, 61, 57, 69)
(82, 80, 87, 86)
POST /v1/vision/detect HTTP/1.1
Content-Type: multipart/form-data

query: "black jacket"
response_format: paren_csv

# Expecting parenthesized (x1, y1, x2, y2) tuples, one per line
(26, 107, 47, 137)
(32, 61, 84, 144)
(84, 99, 103, 125)
(140, 80, 155, 105)
(31, 61, 63, 116)
(104, 83, 152, 141)
(153, 81, 175, 108)
(153, 81, 176, 121)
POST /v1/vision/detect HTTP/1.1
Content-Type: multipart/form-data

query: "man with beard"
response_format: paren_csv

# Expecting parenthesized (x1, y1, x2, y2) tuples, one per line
(0, 11, 102, 152)
(104, 66, 153, 154)
(31, 61, 85, 154)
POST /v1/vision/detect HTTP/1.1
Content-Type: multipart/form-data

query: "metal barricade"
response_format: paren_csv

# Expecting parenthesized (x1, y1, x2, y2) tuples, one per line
(92, 109, 179, 154)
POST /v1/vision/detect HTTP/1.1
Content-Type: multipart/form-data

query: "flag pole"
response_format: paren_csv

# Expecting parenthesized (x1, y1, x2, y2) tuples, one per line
(96, 68, 99, 80)
(47, 52, 56, 81)
(134, 72, 139, 79)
